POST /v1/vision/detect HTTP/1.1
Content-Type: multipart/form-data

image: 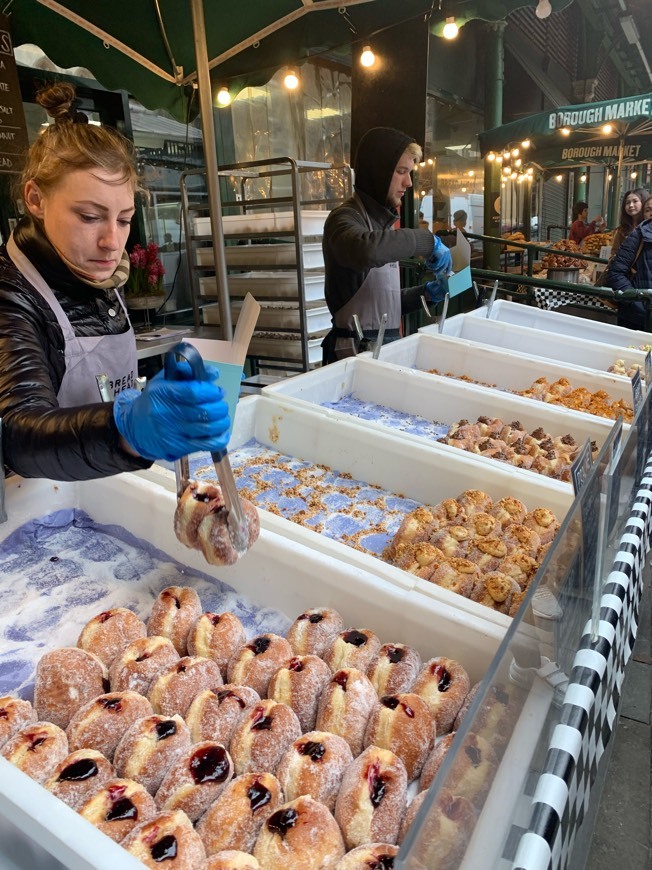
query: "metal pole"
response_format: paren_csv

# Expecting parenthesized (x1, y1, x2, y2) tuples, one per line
(611, 138, 625, 228)
(483, 22, 505, 271)
(190, 0, 232, 339)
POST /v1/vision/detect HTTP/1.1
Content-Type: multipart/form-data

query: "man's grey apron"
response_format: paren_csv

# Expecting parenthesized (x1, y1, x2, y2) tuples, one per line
(7, 236, 137, 406)
(323, 193, 401, 364)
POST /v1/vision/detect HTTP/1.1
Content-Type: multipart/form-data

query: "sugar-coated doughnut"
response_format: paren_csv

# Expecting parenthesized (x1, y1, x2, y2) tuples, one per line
(1, 721, 68, 783)
(253, 795, 345, 869)
(185, 684, 260, 748)
(334, 843, 399, 869)
(452, 681, 519, 753)
(44, 748, 115, 810)
(187, 612, 246, 679)
(113, 713, 191, 795)
(315, 667, 377, 757)
(196, 772, 283, 855)
(205, 853, 261, 870)
(229, 699, 301, 776)
(363, 693, 435, 781)
(174, 480, 224, 548)
(323, 628, 382, 674)
(276, 730, 353, 811)
(335, 745, 408, 849)
(470, 571, 521, 614)
(121, 809, 207, 868)
(109, 635, 180, 696)
(34, 647, 108, 729)
(78, 777, 157, 843)
(147, 586, 203, 656)
(397, 789, 476, 870)
(0, 696, 37, 750)
(524, 507, 560, 545)
(148, 655, 223, 717)
(196, 496, 260, 567)
(411, 657, 470, 734)
(490, 496, 527, 528)
(419, 731, 497, 805)
(226, 633, 293, 698)
(77, 607, 147, 667)
(66, 690, 153, 760)
(457, 489, 493, 516)
(285, 607, 345, 657)
(367, 643, 422, 696)
(155, 740, 234, 822)
(267, 654, 332, 732)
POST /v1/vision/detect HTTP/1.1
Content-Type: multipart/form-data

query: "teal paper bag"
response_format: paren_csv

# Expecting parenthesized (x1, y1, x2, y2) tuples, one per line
(212, 361, 243, 439)
(446, 266, 473, 298)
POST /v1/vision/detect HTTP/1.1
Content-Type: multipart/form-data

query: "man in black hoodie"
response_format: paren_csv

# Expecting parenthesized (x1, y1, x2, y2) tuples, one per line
(321, 126, 452, 365)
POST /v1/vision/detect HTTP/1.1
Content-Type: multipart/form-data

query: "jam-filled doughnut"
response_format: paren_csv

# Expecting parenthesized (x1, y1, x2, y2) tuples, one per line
(253, 795, 345, 869)
(34, 647, 108, 729)
(397, 789, 476, 869)
(187, 612, 246, 680)
(229, 699, 301, 776)
(419, 731, 497, 804)
(364, 692, 435, 781)
(452, 682, 519, 753)
(315, 667, 377, 757)
(226, 633, 293, 698)
(196, 772, 283, 855)
(148, 655, 223, 718)
(77, 608, 147, 667)
(411, 657, 470, 734)
(196, 496, 260, 567)
(205, 853, 261, 870)
(0, 696, 37, 750)
(113, 714, 191, 795)
(285, 607, 345, 657)
(276, 730, 353, 811)
(155, 740, 234, 822)
(185, 684, 260, 748)
(267, 654, 332, 733)
(109, 635, 180, 696)
(1, 721, 68, 784)
(323, 628, 382, 674)
(367, 644, 422, 696)
(66, 690, 153, 760)
(334, 745, 408, 849)
(44, 748, 115, 810)
(335, 843, 399, 869)
(122, 809, 207, 868)
(78, 777, 157, 843)
(174, 480, 224, 548)
(147, 586, 203, 656)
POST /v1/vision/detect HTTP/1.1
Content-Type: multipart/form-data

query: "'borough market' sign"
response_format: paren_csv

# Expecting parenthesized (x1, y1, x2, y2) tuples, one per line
(547, 95, 652, 131)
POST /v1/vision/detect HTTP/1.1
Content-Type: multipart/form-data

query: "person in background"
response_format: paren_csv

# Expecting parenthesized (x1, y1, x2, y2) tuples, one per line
(0, 83, 231, 481)
(608, 195, 652, 330)
(610, 188, 649, 256)
(321, 126, 452, 365)
(569, 201, 604, 245)
(418, 211, 430, 231)
(452, 209, 468, 233)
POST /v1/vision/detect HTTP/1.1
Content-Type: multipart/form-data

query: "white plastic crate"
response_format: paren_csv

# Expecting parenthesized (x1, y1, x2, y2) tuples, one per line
(203, 301, 331, 334)
(191, 210, 329, 237)
(201, 271, 326, 301)
(195, 243, 324, 269)
(248, 333, 325, 364)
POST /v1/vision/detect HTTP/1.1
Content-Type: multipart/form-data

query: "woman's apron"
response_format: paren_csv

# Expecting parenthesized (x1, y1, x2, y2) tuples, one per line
(322, 193, 401, 365)
(7, 236, 137, 406)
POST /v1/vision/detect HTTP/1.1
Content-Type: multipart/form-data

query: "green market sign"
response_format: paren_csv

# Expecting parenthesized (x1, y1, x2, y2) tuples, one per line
(546, 95, 652, 131)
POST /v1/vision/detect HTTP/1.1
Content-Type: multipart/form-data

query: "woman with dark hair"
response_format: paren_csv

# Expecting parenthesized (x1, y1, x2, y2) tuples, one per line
(608, 196, 652, 330)
(569, 201, 603, 244)
(610, 188, 649, 256)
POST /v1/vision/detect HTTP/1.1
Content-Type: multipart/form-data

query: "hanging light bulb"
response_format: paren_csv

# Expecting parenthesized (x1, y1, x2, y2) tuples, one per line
(427, 158, 434, 165)
(503, 166, 511, 175)
(442, 17, 459, 39)
(468, 170, 474, 177)
(461, 186, 467, 192)
(216, 86, 231, 107)
(602, 124, 613, 134)
(283, 69, 300, 90)
(555, 174, 563, 182)
(510, 171, 518, 180)
(580, 174, 587, 182)
(487, 152, 496, 161)
(496, 154, 503, 164)
(521, 139, 531, 148)
(630, 170, 637, 179)
(608, 173, 613, 181)
(503, 150, 511, 160)
(511, 148, 520, 157)
(560, 128, 571, 136)
(515, 158, 522, 167)
(535, 0, 553, 19)
(360, 45, 376, 67)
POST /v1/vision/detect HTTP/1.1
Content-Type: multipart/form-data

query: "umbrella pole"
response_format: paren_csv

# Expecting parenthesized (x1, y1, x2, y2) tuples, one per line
(611, 137, 625, 228)
(189, 0, 232, 340)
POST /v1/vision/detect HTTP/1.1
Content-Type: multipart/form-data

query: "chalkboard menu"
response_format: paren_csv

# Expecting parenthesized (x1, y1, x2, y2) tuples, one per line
(0, 14, 29, 174)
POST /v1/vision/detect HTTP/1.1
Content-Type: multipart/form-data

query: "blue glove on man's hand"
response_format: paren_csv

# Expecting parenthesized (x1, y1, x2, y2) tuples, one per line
(424, 276, 448, 306)
(426, 234, 453, 276)
(113, 363, 230, 461)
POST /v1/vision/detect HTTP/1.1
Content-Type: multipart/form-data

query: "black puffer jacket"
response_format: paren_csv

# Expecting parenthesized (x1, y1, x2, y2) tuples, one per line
(0, 219, 152, 480)
(609, 218, 652, 330)
(322, 126, 433, 319)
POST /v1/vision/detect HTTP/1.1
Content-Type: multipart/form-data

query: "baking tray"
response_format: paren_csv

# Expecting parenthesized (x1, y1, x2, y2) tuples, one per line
(192, 210, 329, 237)
(196, 242, 324, 269)
(0, 472, 503, 870)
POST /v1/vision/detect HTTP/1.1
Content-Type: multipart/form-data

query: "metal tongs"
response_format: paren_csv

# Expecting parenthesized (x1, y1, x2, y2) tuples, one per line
(372, 313, 387, 360)
(165, 341, 249, 556)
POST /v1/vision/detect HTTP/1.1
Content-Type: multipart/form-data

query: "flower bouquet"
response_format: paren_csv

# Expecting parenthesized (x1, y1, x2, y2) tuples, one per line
(125, 242, 166, 308)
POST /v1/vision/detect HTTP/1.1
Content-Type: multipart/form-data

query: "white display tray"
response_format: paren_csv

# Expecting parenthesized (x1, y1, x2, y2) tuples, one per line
(203, 301, 331, 334)
(262, 354, 614, 481)
(0, 472, 502, 870)
(377, 333, 634, 413)
(192, 210, 329, 237)
(248, 333, 325, 364)
(147, 394, 575, 626)
(460, 299, 652, 350)
(421, 313, 647, 377)
(200, 271, 326, 302)
(196, 242, 324, 269)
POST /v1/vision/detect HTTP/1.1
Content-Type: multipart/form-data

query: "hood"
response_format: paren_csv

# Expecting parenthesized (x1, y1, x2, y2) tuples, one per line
(640, 218, 652, 241)
(353, 126, 416, 207)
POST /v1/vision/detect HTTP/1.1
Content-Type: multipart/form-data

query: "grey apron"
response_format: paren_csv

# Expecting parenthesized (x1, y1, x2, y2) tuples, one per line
(7, 236, 137, 406)
(325, 193, 401, 363)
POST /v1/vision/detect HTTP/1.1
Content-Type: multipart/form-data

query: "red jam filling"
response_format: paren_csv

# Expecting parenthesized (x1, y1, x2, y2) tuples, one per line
(248, 636, 271, 656)
(97, 611, 112, 624)
(386, 645, 405, 664)
(189, 745, 230, 784)
(267, 808, 298, 836)
(431, 663, 451, 692)
(288, 657, 304, 672)
(151, 834, 178, 861)
(209, 613, 222, 625)
(298, 740, 326, 761)
(100, 696, 123, 711)
(333, 671, 349, 691)
(248, 779, 272, 811)
(250, 706, 273, 731)
(155, 720, 177, 741)
(366, 761, 386, 808)
(58, 759, 98, 781)
(105, 797, 137, 821)
(343, 629, 367, 647)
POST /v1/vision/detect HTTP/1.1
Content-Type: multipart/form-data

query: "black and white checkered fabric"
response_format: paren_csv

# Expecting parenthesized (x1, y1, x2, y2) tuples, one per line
(531, 287, 616, 312)
(511, 463, 652, 869)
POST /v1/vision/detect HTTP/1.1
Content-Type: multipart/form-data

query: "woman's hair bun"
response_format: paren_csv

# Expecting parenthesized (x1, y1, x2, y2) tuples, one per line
(35, 82, 87, 123)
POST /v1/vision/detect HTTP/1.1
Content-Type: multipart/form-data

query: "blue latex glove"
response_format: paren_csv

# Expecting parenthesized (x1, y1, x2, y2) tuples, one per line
(424, 277, 448, 306)
(113, 360, 230, 461)
(426, 234, 453, 276)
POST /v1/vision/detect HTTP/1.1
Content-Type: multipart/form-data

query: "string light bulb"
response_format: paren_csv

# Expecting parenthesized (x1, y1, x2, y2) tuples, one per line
(580, 174, 587, 182)
(487, 152, 496, 161)
(535, 0, 552, 19)
(560, 128, 571, 136)
(631, 170, 637, 179)
(521, 139, 531, 148)
(602, 124, 613, 134)
(555, 174, 563, 182)
(360, 45, 376, 67)
(442, 17, 459, 39)
(216, 86, 231, 107)
(283, 69, 300, 90)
